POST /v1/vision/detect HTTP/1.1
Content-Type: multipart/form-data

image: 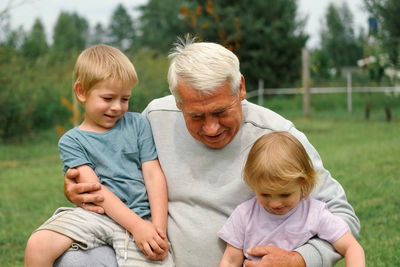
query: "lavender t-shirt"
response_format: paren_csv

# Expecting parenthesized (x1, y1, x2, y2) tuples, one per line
(217, 197, 349, 261)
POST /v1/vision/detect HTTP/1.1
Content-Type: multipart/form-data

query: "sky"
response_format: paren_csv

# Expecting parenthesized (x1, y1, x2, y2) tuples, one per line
(1, 0, 369, 48)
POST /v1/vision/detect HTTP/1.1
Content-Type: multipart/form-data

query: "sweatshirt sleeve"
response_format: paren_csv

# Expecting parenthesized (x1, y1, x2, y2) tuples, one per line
(289, 126, 360, 267)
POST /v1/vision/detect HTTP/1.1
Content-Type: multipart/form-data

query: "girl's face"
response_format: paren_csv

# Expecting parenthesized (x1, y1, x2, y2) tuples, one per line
(78, 79, 131, 132)
(255, 183, 302, 215)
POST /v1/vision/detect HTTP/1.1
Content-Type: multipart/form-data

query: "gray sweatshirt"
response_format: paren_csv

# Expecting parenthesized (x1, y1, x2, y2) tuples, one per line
(143, 95, 360, 267)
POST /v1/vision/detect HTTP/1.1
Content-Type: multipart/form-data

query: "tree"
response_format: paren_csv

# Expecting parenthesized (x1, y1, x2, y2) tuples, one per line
(320, 3, 364, 76)
(21, 18, 48, 60)
(108, 4, 135, 51)
(52, 12, 88, 54)
(137, 0, 190, 53)
(364, 0, 400, 68)
(310, 48, 332, 80)
(89, 23, 108, 45)
(180, 0, 308, 89)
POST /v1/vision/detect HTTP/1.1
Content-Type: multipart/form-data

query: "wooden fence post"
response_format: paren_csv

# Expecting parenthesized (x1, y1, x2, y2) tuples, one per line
(347, 72, 352, 112)
(258, 79, 264, 106)
(302, 48, 310, 118)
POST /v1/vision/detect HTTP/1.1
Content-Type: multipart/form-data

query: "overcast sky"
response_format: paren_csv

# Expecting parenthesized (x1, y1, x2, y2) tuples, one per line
(2, 0, 369, 48)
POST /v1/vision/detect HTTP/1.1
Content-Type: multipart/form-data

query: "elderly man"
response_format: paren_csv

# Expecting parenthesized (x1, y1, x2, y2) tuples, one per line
(57, 38, 360, 267)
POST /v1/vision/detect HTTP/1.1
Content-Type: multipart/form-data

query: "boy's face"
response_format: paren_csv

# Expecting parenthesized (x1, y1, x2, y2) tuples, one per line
(78, 79, 131, 132)
(255, 183, 302, 215)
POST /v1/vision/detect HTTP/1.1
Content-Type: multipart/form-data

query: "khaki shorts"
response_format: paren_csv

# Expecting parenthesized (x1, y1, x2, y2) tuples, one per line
(37, 207, 174, 267)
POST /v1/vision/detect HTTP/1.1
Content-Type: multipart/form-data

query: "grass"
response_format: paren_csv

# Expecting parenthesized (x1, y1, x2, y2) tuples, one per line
(0, 94, 399, 266)
(0, 129, 72, 266)
(292, 119, 400, 266)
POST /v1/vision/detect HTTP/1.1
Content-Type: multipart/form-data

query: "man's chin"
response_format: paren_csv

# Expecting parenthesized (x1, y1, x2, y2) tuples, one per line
(202, 138, 230, 149)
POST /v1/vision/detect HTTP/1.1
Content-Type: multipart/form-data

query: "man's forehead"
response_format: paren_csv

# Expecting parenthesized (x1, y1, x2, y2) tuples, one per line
(181, 98, 237, 114)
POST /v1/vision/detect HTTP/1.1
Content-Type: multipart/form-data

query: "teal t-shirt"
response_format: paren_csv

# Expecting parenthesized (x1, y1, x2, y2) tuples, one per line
(58, 112, 157, 218)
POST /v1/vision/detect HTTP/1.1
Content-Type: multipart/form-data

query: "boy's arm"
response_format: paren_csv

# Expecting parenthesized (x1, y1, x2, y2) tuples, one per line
(141, 159, 170, 260)
(141, 159, 168, 233)
(332, 231, 365, 267)
(219, 243, 244, 267)
(75, 165, 166, 259)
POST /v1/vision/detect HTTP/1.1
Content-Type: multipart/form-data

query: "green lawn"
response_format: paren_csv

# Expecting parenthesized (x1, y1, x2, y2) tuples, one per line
(0, 116, 399, 266)
(292, 118, 400, 266)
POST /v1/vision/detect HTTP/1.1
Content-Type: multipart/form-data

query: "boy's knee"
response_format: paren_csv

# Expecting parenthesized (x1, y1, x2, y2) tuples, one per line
(25, 230, 63, 266)
(27, 231, 47, 249)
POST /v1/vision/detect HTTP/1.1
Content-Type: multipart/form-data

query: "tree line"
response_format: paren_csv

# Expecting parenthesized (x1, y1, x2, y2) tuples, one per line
(0, 0, 398, 141)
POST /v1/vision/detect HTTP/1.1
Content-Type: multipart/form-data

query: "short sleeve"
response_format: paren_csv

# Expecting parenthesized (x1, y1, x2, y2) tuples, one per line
(317, 204, 350, 243)
(134, 114, 158, 163)
(217, 206, 246, 250)
(58, 131, 93, 174)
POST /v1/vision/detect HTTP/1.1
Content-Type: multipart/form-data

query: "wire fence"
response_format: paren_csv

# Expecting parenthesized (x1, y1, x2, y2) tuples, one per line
(247, 77, 400, 113)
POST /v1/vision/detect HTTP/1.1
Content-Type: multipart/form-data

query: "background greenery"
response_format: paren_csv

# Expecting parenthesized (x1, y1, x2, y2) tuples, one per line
(0, 0, 399, 266)
(1, 0, 400, 142)
(0, 95, 399, 266)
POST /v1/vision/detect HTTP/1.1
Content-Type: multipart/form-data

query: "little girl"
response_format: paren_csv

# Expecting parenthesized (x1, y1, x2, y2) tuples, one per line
(218, 131, 365, 267)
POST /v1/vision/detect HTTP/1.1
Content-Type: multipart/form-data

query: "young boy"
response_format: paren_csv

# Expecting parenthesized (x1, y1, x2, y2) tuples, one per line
(25, 44, 174, 267)
(218, 132, 365, 267)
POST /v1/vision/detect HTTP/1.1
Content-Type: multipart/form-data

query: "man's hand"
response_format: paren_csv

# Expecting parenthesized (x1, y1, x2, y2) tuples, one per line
(244, 246, 305, 267)
(64, 168, 105, 213)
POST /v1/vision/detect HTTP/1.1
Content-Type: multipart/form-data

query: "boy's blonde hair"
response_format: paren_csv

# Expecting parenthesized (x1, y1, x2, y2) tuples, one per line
(74, 44, 138, 93)
(244, 132, 316, 198)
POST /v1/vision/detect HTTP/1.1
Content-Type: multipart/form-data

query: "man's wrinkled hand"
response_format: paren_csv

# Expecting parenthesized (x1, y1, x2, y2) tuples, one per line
(244, 245, 305, 267)
(64, 168, 105, 213)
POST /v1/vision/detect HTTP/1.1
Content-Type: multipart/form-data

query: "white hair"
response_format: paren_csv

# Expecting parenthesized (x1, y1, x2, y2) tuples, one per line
(168, 36, 241, 102)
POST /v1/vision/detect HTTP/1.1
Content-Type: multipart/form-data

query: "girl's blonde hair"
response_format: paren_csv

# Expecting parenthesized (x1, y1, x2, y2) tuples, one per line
(244, 132, 316, 197)
(74, 44, 138, 93)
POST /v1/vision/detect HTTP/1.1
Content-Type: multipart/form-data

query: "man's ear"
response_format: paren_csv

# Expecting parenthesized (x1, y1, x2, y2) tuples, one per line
(74, 82, 86, 103)
(175, 97, 182, 110)
(239, 75, 247, 101)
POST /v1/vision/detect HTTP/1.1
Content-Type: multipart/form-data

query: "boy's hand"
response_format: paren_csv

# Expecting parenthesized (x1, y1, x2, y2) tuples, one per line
(152, 227, 169, 260)
(131, 220, 169, 260)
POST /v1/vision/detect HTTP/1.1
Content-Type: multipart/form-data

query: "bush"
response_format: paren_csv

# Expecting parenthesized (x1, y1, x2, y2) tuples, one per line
(0, 49, 75, 142)
(0, 47, 171, 142)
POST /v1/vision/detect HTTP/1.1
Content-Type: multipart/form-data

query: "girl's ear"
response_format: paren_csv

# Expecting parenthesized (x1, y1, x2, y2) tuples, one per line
(74, 82, 86, 103)
(298, 178, 309, 199)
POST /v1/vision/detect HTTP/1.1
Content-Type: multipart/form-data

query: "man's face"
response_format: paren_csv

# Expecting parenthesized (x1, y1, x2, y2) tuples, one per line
(176, 78, 246, 149)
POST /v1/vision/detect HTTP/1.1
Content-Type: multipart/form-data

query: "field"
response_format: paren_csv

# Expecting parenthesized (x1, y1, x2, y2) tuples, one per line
(0, 93, 399, 266)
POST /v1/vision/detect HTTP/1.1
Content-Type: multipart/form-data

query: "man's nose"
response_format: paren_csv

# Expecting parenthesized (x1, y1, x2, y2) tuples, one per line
(202, 116, 219, 135)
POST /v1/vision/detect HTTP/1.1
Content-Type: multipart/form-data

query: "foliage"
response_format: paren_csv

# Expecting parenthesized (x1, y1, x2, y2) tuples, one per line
(319, 3, 364, 76)
(129, 49, 171, 112)
(20, 18, 48, 61)
(52, 12, 89, 56)
(108, 4, 136, 51)
(2, 0, 400, 142)
(310, 48, 332, 80)
(179, 0, 308, 89)
(364, 0, 400, 68)
(137, 0, 190, 53)
(0, 45, 75, 141)
(90, 23, 107, 45)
